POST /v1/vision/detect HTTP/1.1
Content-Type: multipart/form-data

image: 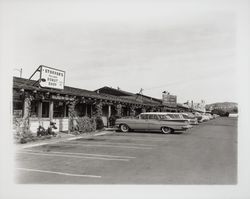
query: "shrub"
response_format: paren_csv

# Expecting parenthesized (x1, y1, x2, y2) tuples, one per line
(95, 116, 104, 130)
(77, 116, 97, 133)
(13, 118, 37, 144)
(15, 130, 37, 144)
(212, 109, 230, 117)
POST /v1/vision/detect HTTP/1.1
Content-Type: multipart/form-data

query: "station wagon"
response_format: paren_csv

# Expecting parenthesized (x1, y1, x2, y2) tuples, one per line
(115, 112, 191, 134)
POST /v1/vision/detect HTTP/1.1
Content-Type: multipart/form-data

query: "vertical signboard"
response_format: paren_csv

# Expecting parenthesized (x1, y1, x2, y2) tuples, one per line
(39, 65, 65, 89)
(162, 93, 177, 107)
(193, 100, 206, 112)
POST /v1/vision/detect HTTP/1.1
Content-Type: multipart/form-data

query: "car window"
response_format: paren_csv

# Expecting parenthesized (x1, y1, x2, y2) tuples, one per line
(165, 115, 172, 119)
(167, 114, 179, 119)
(148, 114, 158, 120)
(154, 115, 159, 120)
(166, 114, 173, 119)
(164, 114, 174, 119)
(140, 114, 148, 119)
(182, 114, 189, 119)
(159, 115, 171, 120)
(158, 115, 164, 119)
(188, 113, 194, 117)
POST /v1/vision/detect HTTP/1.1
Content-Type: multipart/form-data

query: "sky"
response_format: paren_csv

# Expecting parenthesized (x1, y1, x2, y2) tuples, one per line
(0, 0, 242, 104)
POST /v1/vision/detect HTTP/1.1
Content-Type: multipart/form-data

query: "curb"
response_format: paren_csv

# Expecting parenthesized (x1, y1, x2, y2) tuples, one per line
(16, 131, 115, 150)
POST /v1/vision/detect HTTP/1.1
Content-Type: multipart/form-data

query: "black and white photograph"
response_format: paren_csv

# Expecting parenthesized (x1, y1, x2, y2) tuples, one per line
(0, 0, 249, 198)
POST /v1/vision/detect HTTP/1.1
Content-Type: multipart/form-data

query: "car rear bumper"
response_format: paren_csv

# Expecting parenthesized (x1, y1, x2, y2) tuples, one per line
(177, 125, 193, 131)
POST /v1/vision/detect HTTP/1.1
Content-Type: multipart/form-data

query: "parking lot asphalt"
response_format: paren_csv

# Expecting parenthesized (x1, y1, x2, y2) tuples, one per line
(15, 117, 237, 184)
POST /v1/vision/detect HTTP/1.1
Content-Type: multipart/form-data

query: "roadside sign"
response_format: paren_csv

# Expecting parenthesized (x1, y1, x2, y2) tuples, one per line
(162, 93, 177, 107)
(39, 65, 65, 89)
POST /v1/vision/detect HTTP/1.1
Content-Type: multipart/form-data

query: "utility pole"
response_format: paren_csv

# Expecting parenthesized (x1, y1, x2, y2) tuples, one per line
(14, 68, 22, 77)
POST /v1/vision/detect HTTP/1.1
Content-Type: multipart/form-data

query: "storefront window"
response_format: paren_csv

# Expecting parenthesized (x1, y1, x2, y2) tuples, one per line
(54, 101, 67, 118)
(13, 100, 23, 118)
(13, 100, 23, 111)
(30, 101, 38, 117)
(86, 104, 92, 117)
(65, 104, 69, 117)
(75, 103, 87, 117)
(42, 101, 49, 118)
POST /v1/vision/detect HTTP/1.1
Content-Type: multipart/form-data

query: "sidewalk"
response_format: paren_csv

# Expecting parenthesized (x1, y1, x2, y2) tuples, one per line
(15, 128, 116, 150)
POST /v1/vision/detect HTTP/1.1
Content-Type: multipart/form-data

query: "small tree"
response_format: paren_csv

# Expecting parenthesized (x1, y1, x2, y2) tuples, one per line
(15, 92, 35, 143)
(68, 100, 78, 132)
(94, 102, 103, 117)
(129, 106, 136, 117)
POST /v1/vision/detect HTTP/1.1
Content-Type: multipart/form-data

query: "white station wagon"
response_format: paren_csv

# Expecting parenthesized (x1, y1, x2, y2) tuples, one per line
(115, 112, 192, 134)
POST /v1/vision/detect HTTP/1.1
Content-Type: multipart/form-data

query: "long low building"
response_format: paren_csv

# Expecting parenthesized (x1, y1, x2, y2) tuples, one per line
(13, 77, 181, 133)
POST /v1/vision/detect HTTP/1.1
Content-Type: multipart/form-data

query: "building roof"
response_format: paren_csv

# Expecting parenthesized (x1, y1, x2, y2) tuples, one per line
(96, 86, 162, 106)
(13, 77, 101, 98)
(135, 93, 162, 103)
(96, 86, 135, 96)
(13, 77, 159, 107)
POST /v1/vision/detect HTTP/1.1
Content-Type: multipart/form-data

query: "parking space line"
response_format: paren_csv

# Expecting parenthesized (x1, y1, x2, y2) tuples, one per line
(22, 149, 136, 159)
(49, 143, 153, 149)
(99, 136, 169, 142)
(16, 168, 101, 178)
(17, 151, 130, 161)
(67, 140, 155, 147)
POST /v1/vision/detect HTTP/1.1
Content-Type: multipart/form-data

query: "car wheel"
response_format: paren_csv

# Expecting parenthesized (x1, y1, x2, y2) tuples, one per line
(120, 124, 129, 133)
(161, 127, 172, 134)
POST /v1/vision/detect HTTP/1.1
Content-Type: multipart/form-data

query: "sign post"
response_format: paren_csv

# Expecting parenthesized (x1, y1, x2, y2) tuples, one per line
(28, 65, 65, 90)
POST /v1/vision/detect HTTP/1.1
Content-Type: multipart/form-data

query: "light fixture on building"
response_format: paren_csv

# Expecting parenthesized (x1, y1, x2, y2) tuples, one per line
(33, 78, 46, 86)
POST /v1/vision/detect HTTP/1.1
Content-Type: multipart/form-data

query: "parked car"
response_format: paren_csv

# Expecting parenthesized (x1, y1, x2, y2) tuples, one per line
(161, 112, 193, 126)
(162, 112, 186, 120)
(213, 114, 219, 118)
(193, 112, 210, 122)
(193, 112, 203, 122)
(162, 112, 198, 125)
(229, 113, 238, 118)
(200, 113, 210, 122)
(181, 113, 198, 125)
(205, 113, 213, 120)
(115, 112, 192, 134)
